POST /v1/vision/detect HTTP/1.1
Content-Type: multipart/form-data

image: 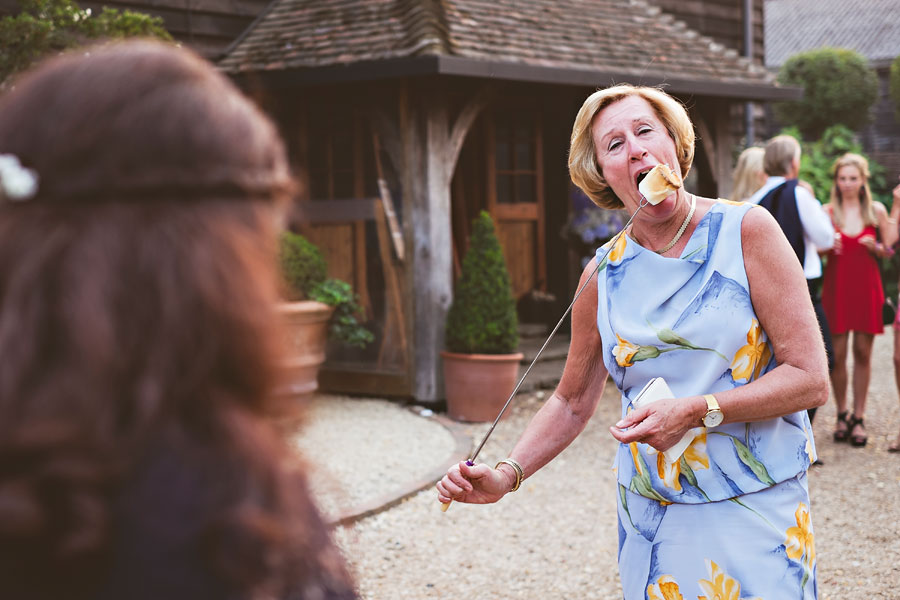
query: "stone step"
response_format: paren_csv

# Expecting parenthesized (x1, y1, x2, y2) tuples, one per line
(518, 322, 549, 339)
(518, 333, 570, 364)
(515, 356, 565, 393)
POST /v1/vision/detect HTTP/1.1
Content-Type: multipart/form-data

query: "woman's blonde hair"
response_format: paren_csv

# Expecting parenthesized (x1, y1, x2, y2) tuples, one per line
(731, 146, 766, 202)
(568, 84, 695, 209)
(830, 152, 877, 228)
(763, 135, 800, 177)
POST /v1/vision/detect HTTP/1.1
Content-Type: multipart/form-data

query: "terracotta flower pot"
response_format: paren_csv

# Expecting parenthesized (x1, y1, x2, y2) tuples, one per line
(277, 300, 334, 401)
(441, 350, 525, 422)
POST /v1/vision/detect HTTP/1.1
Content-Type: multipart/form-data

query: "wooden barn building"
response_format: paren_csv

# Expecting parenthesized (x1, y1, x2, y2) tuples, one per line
(1, 0, 800, 403)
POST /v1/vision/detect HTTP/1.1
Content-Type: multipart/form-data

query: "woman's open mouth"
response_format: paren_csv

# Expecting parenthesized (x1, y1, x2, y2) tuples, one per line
(635, 168, 653, 187)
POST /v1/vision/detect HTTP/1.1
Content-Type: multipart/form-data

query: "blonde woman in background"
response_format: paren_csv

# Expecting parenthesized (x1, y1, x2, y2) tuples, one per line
(730, 146, 766, 202)
(822, 153, 897, 448)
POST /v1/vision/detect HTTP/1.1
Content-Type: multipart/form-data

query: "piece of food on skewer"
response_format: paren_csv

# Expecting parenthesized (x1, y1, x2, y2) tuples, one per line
(638, 163, 682, 205)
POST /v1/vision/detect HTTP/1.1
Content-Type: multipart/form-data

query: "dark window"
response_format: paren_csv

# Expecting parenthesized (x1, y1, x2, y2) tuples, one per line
(494, 114, 537, 205)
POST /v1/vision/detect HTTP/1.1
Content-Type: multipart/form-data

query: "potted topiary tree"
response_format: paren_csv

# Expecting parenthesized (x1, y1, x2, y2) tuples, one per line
(441, 211, 523, 422)
(278, 231, 373, 400)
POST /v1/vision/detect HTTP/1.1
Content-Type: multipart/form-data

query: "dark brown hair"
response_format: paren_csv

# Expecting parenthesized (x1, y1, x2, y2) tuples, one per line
(0, 41, 353, 598)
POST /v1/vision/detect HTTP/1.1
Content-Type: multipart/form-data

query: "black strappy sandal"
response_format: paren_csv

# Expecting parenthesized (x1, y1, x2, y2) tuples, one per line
(833, 410, 850, 443)
(848, 415, 868, 448)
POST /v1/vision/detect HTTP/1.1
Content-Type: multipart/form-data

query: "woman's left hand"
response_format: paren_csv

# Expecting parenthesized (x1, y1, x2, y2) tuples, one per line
(608, 396, 700, 452)
(859, 234, 877, 254)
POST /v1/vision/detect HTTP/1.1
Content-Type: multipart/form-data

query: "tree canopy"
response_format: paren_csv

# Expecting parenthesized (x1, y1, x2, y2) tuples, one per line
(890, 55, 900, 122)
(775, 47, 878, 138)
(0, 0, 171, 85)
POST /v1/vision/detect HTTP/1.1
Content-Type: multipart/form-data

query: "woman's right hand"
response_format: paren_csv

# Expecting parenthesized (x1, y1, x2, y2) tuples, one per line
(832, 233, 843, 255)
(436, 461, 513, 506)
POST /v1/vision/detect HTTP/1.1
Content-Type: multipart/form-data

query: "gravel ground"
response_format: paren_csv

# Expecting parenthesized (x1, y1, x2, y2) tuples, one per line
(292, 332, 900, 599)
(290, 399, 456, 523)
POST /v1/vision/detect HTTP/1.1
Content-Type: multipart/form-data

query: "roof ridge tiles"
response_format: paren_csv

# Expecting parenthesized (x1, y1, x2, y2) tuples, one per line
(398, 0, 452, 55)
(218, 0, 793, 99)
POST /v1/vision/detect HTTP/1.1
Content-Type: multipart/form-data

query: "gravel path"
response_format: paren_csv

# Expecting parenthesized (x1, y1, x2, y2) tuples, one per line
(292, 332, 900, 599)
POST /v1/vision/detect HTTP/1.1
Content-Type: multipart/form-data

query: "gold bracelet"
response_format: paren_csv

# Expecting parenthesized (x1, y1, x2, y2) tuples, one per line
(495, 458, 524, 492)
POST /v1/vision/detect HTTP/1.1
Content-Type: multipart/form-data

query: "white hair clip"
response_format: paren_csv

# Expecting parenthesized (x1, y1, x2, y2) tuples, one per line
(0, 154, 39, 202)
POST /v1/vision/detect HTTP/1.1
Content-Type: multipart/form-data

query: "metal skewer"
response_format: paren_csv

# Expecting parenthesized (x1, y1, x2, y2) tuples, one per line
(441, 196, 651, 511)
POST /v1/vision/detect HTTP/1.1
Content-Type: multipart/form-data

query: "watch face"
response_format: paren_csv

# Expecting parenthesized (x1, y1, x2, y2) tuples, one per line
(704, 410, 724, 428)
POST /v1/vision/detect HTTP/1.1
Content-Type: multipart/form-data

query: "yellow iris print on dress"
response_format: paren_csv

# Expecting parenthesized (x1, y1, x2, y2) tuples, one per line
(698, 559, 761, 600)
(650, 431, 709, 491)
(613, 334, 663, 367)
(646, 575, 684, 600)
(608, 232, 628, 262)
(803, 422, 817, 464)
(785, 502, 816, 571)
(730, 319, 772, 382)
(614, 334, 640, 367)
(629, 441, 643, 476)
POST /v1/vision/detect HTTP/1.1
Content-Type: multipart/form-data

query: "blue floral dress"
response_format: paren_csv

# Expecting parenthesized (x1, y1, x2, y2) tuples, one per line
(596, 200, 817, 600)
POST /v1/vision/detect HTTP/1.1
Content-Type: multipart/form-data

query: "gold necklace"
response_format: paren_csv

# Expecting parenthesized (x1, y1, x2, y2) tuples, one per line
(632, 194, 697, 255)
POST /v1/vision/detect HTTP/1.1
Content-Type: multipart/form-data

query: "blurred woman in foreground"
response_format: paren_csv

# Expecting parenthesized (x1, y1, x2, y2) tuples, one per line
(0, 41, 356, 600)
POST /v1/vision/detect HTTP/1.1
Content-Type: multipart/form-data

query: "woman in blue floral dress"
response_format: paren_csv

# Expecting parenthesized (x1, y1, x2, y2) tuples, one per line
(437, 85, 829, 600)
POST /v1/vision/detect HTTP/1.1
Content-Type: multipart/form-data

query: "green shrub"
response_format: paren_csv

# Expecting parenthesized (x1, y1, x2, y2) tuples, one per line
(890, 55, 900, 121)
(0, 0, 171, 85)
(278, 231, 373, 348)
(445, 211, 518, 354)
(775, 47, 878, 138)
(279, 230, 327, 300)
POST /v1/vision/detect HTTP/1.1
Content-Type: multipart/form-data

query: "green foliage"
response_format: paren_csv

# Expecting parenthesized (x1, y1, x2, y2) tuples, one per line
(278, 231, 373, 348)
(891, 55, 900, 122)
(279, 231, 327, 300)
(308, 279, 374, 349)
(775, 47, 878, 138)
(0, 0, 171, 84)
(781, 125, 889, 208)
(445, 211, 518, 354)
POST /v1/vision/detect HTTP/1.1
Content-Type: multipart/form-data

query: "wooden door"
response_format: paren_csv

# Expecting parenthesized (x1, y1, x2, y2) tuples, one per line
(300, 110, 375, 313)
(486, 112, 546, 299)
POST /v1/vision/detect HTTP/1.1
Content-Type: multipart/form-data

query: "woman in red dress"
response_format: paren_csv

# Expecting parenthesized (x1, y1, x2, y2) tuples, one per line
(822, 153, 896, 447)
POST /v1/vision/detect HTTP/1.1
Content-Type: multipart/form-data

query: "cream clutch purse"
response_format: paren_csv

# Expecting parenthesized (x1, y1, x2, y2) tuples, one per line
(632, 377, 700, 464)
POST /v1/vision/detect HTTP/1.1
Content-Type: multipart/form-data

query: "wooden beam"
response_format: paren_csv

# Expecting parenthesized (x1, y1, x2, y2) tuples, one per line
(363, 82, 489, 403)
(293, 198, 378, 223)
(713, 102, 735, 199)
(693, 112, 719, 191)
(448, 83, 495, 171)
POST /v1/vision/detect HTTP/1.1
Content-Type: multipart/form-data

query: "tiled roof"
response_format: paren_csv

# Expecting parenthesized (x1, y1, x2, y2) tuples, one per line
(765, 0, 900, 67)
(221, 0, 795, 99)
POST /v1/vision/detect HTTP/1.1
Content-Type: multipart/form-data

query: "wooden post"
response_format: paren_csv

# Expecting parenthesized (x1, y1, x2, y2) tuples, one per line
(714, 102, 736, 199)
(695, 101, 737, 200)
(375, 81, 489, 403)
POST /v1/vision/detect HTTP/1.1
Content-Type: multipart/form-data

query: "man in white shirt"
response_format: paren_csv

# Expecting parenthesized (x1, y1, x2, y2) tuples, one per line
(747, 135, 834, 428)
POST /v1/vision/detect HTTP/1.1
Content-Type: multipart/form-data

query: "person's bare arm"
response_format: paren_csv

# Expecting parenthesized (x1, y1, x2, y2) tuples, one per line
(505, 258, 610, 478)
(716, 205, 830, 419)
(865, 202, 896, 255)
(437, 258, 609, 503)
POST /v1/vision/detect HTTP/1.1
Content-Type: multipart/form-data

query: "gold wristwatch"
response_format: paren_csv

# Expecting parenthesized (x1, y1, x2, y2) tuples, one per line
(702, 394, 724, 427)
